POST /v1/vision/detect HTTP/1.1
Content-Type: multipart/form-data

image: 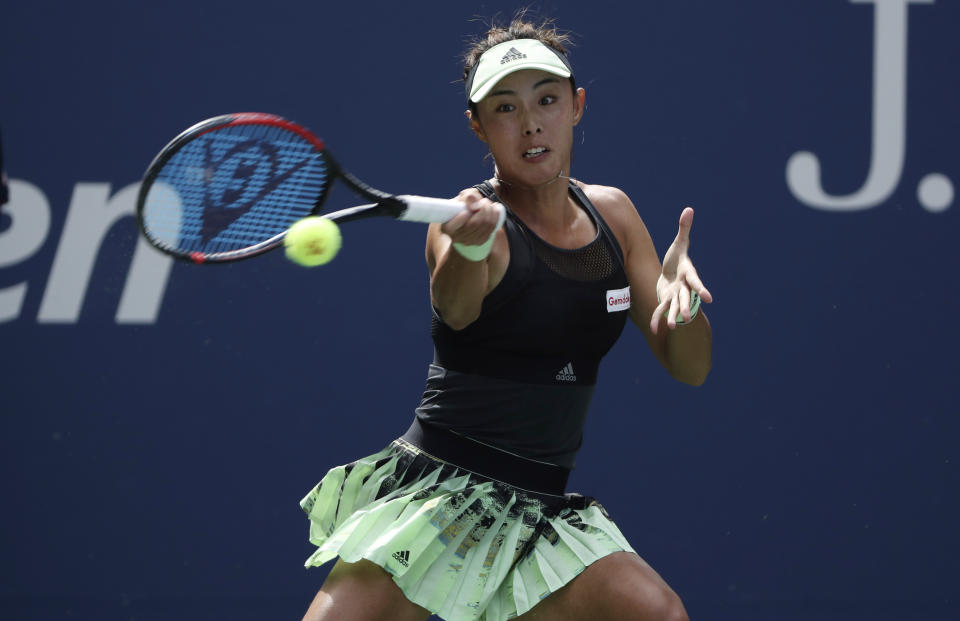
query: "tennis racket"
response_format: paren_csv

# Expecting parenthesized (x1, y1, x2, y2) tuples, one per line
(136, 112, 503, 264)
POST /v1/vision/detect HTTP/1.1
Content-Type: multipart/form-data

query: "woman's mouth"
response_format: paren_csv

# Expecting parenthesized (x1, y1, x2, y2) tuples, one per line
(523, 146, 548, 159)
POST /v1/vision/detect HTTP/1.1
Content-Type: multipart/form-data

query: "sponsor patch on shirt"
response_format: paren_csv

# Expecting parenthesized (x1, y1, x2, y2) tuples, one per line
(606, 286, 631, 313)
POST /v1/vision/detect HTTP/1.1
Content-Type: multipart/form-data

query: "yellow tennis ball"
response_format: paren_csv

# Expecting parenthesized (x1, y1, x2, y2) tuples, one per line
(284, 217, 341, 267)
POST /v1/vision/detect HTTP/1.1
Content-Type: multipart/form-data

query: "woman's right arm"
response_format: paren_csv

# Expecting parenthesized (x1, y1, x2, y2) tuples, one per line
(426, 188, 508, 330)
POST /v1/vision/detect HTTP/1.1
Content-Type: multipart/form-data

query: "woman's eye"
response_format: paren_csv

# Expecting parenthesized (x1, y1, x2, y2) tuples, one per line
(496, 103, 515, 112)
(540, 95, 557, 105)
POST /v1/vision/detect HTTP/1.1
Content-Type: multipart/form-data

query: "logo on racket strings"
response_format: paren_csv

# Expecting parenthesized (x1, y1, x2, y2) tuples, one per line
(195, 137, 314, 244)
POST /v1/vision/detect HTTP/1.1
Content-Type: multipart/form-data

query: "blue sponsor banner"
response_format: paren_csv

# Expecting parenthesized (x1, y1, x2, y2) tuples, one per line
(1, 1, 956, 619)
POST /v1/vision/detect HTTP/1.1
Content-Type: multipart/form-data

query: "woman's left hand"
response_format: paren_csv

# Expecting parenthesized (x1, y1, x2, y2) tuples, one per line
(651, 207, 713, 333)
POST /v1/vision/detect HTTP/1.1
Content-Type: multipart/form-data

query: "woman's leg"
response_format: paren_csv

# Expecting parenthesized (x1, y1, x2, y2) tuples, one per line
(514, 551, 689, 621)
(301, 558, 433, 621)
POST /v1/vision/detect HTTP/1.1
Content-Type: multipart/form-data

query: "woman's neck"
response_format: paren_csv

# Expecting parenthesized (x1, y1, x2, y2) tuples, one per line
(492, 168, 583, 239)
(494, 168, 573, 215)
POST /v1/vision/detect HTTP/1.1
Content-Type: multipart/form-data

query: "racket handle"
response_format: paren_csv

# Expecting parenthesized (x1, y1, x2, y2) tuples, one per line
(397, 195, 506, 229)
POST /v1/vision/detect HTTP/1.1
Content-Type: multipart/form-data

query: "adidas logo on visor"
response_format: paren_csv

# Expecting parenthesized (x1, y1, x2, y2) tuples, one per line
(556, 363, 577, 382)
(500, 47, 527, 64)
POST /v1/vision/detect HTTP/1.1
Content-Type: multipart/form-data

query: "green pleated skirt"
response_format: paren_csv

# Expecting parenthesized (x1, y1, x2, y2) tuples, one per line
(300, 436, 634, 620)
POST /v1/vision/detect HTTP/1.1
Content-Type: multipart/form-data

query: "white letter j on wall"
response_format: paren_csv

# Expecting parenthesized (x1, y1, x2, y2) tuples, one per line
(786, 0, 951, 212)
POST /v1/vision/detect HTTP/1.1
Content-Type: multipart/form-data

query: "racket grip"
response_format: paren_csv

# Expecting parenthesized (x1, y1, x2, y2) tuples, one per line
(397, 195, 506, 229)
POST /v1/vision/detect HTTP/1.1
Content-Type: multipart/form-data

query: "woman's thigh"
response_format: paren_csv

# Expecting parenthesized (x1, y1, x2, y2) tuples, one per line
(301, 558, 432, 621)
(514, 551, 689, 621)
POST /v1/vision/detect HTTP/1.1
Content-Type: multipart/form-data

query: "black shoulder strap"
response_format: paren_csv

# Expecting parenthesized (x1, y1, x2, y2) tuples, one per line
(473, 180, 497, 200)
(466, 180, 534, 313)
(567, 181, 627, 268)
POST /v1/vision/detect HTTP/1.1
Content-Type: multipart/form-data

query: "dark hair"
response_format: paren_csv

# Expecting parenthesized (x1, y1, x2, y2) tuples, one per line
(462, 13, 577, 112)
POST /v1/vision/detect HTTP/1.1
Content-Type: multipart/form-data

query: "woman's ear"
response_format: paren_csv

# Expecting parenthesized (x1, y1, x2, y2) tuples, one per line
(466, 109, 487, 142)
(573, 88, 586, 126)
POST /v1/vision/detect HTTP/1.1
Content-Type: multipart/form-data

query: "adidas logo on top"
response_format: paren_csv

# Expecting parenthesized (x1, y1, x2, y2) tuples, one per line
(500, 47, 527, 64)
(556, 363, 577, 382)
(392, 550, 410, 567)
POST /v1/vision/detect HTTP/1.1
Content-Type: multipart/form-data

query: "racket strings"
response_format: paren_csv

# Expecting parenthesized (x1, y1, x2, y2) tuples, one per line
(142, 124, 330, 256)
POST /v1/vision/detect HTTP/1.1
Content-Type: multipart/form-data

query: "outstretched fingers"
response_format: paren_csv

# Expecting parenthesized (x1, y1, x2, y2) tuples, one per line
(675, 207, 694, 244)
(683, 268, 713, 304)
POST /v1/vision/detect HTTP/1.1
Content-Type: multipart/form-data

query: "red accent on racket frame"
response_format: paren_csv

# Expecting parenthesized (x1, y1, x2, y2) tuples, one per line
(227, 113, 327, 152)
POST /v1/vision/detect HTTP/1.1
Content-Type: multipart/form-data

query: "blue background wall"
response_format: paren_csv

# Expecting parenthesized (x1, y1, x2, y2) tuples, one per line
(2, 1, 957, 619)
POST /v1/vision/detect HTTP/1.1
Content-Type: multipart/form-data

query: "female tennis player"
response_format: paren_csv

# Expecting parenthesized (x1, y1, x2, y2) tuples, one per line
(300, 16, 712, 621)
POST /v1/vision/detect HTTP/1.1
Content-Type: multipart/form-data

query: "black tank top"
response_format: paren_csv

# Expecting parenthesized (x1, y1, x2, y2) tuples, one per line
(415, 180, 631, 468)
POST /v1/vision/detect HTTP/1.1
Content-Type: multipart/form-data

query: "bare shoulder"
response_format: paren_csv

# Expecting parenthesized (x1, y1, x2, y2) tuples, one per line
(575, 181, 649, 244)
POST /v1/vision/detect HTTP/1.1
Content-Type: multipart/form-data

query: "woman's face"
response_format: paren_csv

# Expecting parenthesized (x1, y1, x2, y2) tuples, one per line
(471, 69, 584, 187)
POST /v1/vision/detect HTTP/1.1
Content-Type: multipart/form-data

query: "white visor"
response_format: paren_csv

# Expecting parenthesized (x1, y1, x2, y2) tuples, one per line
(465, 38, 573, 103)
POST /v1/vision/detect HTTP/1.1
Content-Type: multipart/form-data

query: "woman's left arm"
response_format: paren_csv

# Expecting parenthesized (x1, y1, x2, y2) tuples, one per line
(591, 187, 713, 386)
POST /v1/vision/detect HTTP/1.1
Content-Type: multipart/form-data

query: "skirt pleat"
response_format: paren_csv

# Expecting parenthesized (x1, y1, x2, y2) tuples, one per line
(300, 439, 634, 621)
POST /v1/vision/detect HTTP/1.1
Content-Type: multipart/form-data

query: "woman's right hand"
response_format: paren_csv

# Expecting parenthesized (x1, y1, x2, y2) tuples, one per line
(426, 188, 508, 330)
(441, 188, 504, 247)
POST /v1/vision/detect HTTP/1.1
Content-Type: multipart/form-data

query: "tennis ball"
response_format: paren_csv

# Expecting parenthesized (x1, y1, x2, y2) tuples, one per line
(284, 217, 342, 267)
